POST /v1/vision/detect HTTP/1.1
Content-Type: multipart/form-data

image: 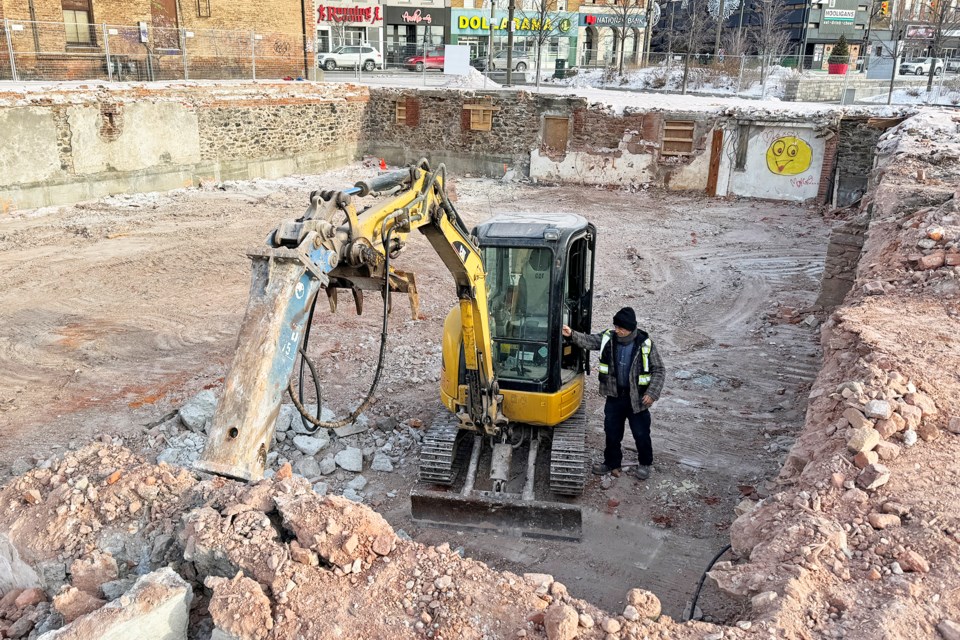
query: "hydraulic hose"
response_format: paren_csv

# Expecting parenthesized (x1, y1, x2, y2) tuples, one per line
(287, 225, 395, 430)
(684, 544, 732, 622)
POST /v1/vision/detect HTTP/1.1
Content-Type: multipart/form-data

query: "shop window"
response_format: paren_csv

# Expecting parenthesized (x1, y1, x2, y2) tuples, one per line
(464, 99, 499, 132)
(62, 0, 95, 46)
(661, 121, 695, 157)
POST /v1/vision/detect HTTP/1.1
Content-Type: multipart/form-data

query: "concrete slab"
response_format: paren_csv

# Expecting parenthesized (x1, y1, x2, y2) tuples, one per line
(38, 567, 192, 640)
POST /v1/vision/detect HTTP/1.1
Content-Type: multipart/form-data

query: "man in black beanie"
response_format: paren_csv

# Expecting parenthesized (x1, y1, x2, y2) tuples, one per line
(562, 307, 665, 480)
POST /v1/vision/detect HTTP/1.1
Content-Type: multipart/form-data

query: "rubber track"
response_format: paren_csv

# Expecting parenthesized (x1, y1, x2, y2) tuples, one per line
(419, 408, 462, 486)
(549, 405, 587, 496)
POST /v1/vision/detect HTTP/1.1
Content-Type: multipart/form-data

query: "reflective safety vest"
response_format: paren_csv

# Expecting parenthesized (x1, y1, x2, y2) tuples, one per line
(597, 330, 652, 387)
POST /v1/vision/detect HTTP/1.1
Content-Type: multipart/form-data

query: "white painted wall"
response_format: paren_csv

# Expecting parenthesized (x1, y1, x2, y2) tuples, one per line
(530, 148, 655, 186)
(0, 108, 59, 189)
(727, 124, 825, 202)
(68, 102, 201, 175)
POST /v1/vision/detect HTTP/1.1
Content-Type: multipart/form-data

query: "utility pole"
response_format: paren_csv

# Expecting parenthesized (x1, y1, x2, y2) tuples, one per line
(643, 0, 655, 65)
(506, 0, 516, 85)
(800, 0, 811, 70)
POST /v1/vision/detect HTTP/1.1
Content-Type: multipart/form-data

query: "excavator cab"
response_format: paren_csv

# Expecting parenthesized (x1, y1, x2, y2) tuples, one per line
(414, 214, 596, 540)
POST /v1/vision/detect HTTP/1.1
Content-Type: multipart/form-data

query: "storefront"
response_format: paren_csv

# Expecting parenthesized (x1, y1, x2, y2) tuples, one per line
(383, 6, 449, 65)
(450, 10, 577, 66)
(315, 0, 384, 54)
(576, 11, 648, 67)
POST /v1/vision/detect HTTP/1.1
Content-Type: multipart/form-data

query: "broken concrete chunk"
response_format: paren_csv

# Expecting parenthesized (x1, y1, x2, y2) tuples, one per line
(41, 568, 191, 639)
(178, 389, 218, 432)
(874, 440, 901, 461)
(205, 572, 273, 640)
(625, 588, 661, 619)
(868, 513, 901, 529)
(904, 391, 937, 417)
(69, 552, 118, 597)
(843, 408, 874, 430)
(292, 434, 330, 456)
(853, 450, 879, 469)
(334, 447, 363, 472)
(847, 427, 880, 454)
(857, 464, 891, 491)
(293, 457, 322, 480)
(0, 533, 42, 594)
(370, 452, 394, 472)
(318, 456, 337, 475)
(52, 587, 106, 623)
(863, 400, 893, 420)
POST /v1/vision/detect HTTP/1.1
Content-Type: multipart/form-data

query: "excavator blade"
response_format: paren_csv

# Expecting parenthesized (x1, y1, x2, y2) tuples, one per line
(410, 487, 583, 541)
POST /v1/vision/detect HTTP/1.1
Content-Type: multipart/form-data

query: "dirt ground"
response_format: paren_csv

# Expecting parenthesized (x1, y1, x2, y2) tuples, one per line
(0, 164, 830, 622)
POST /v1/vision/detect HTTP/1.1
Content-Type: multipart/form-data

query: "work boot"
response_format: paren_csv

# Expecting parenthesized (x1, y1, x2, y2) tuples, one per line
(635, 465, 652, 480)
(592, 463, 619, 475)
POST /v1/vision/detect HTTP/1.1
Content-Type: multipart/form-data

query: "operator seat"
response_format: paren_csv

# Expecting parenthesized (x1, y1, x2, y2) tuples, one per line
(517, 249, 551, 341)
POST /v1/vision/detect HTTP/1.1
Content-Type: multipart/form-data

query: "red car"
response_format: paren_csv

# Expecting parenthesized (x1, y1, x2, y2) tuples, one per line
(405, 50, 444, 72)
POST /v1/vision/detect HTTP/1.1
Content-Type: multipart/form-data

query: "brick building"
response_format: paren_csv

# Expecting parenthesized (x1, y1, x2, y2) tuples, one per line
(0, 0, 313, 80)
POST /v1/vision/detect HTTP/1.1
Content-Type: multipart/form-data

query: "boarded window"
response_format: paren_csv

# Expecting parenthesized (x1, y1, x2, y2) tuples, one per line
(62, 0, 95, 46)
(542, 116, 569, 153)
(661, 121, 695, 156)
(396, 100, 406, 124)
(463, 99, 498, 132)
(734, 124, 750, 171)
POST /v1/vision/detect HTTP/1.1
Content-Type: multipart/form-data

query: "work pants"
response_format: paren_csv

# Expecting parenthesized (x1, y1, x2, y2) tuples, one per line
(603, 391, 653, 469)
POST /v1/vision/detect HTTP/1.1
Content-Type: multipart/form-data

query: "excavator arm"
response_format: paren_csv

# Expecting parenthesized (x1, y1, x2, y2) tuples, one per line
(196, 160, 506, 482)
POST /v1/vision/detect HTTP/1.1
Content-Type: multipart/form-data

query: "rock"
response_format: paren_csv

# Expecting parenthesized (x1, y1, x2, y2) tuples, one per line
(863, 281, 885, 295)
(874, 440, 901, 461)
(342, 488, 364, 503)
(334, 415, 370, 438)
(578, 613, 594, 628)
(335, 447, 364, 472)
(843, 408, 873, 430)
(868, 513, 901, 529)
(292, 434, 330, 456)
(863, 400, 893, 420)
(904, 391, 937, 416)
(625, 588, 661, 619)
(600, 475, 614, 490)
(0, 534, 41, 594)
(899, 550, 930, 573)
(100, 577, 135, 601)
(947, 417, 960, 435)
(900, 405, 922, 430)
(918, 251, 946, 270)
(674, 370, 694, 380)
(600, 617, 621, 633)
(14, 588, 46, 608)
(69, 552, 118, 596)
(24, 489, 42, 505)
(937, 620, 960, 640)
(289, 405, 336, 435)
(372, 534, 394, 556)
(751, 591, 778, 609)
(917, 421, 941, 442)
(853, 450, 879, 469)
(293, 457, 322, 480)
(903, 430, 919, 447)
(312, 482, 329, 496)
(370, 452, 394, 472)
(622, 605, 640, 621)
(318, 456, 337, 475)
(179, 389, 218, 432)
(882, 501, 909, 516)
(875, 418, 900, 439)
(847, 427, 880, 454)
(523, 573, 554, 589)
(347, 475, 368, 491)
(857, 464, 891, 490)
(53, 587, 106, 623)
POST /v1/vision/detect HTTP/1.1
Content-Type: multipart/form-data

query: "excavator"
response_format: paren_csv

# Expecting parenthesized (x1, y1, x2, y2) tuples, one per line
(196, 160, 596, 539)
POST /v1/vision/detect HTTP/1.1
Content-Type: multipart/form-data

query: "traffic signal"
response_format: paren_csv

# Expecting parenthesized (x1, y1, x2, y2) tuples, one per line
(880, 0, 889, 14)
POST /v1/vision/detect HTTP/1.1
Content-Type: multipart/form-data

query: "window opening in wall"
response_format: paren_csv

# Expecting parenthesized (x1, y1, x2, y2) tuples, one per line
(151, 0, 181, 50)
(396, 100, 407, 124)
(734, 124, 750, 171)
(197, 0, 212, 17)
(464, 99, 499, 132)
(62, 0, 95, 46)
(542, 116, 570, 153)
(661, 121, 695, 157)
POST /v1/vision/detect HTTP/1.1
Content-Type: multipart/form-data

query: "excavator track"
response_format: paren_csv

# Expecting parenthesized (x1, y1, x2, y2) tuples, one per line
(549, 405, 588, 496)
(419, 408, 464, 486)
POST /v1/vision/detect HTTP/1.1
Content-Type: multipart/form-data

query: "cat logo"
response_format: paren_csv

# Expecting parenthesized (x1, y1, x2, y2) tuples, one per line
(454, 241, 470, 263)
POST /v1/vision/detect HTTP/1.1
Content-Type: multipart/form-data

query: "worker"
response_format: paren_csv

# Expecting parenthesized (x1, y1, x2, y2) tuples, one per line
(562, 307, 665, 480)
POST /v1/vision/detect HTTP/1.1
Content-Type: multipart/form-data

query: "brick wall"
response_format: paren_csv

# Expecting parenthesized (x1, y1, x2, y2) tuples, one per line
(816, 130, 840, 205)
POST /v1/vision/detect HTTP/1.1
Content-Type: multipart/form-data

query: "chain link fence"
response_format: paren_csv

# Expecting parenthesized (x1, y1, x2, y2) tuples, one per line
(0, 18, 310, 82)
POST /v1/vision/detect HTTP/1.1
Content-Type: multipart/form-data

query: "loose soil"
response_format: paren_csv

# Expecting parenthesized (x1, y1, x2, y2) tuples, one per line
(0, 166, 829, 624)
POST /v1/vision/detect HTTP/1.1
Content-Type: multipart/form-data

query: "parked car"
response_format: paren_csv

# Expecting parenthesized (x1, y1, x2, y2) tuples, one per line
(317, 46, 383, 72)
(899, 57, 944, 76)
(947, 58, 960, 73)
(405, 50, 445, 72)
(470, 49, 530, 72)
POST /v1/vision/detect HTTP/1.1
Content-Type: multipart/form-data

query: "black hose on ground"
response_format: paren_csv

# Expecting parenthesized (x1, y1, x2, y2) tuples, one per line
(684, 544, 732, 622)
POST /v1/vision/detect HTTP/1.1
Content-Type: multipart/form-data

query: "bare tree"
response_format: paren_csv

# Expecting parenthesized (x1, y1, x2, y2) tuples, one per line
(921, 0, 960, 90)
(607, 0, 649, 75)
(749, 0, 791, 83)
(721, 19, 749, 57)
(516, 0, 572, 87)
(672, 0, 714, 91)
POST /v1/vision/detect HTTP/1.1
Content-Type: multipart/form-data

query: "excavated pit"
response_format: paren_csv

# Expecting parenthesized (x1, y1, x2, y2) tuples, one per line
(0, 104, 958, 639)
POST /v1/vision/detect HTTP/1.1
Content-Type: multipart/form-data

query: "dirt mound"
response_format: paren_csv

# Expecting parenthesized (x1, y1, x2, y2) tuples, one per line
(0, 445, 727, 639)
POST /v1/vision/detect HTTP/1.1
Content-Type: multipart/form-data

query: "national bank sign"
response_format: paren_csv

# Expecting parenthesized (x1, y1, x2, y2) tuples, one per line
(578, 12, 648, 28)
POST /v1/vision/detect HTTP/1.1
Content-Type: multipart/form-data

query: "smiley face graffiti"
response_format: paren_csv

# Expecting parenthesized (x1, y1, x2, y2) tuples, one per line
(765, 136, 813, 176)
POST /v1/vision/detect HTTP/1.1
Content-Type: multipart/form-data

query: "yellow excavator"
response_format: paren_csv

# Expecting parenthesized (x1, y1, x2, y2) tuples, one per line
(196, 160, 595, 539)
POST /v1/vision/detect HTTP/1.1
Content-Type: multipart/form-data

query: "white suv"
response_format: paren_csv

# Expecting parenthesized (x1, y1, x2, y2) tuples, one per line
(899, 57, 944, 76)
(318, 46, 383, 72)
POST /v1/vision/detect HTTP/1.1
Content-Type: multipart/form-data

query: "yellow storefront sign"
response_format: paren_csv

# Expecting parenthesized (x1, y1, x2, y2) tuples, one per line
(458, 15, 554, 32)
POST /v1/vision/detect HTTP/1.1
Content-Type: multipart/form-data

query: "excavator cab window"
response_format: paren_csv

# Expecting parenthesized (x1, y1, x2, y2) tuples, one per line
(484, 245, 552, 383)
(562, 234, 593, 378)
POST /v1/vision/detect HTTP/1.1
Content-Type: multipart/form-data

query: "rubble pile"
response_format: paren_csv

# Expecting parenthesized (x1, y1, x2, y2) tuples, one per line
(709, 110, 960, 638)
(0, 444, 729, 639)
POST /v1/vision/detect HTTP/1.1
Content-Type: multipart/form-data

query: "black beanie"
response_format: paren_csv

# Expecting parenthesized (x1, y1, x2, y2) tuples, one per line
(613, 307, 637, 331)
